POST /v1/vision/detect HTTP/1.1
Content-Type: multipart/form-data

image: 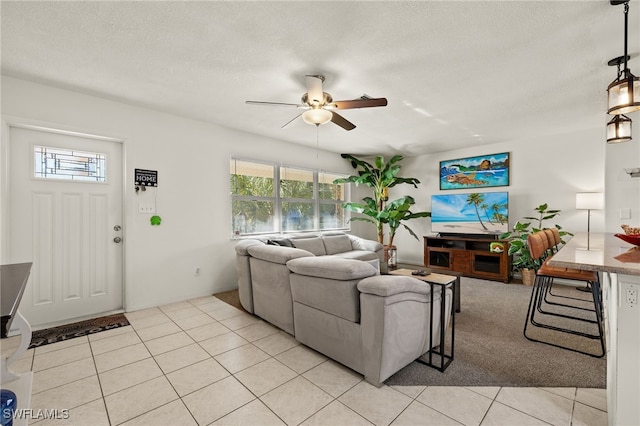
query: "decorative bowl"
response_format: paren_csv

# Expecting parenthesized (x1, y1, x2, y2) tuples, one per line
(614, 233, 640, 246)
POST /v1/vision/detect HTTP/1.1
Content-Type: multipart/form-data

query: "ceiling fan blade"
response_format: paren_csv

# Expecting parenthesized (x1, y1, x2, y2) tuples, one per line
(332, 97, 388, 109)
(281, 113, 302, 129)
(246, 101, 302, 107)
(330, 112, 356, 131)
(305, 75, 324, 105)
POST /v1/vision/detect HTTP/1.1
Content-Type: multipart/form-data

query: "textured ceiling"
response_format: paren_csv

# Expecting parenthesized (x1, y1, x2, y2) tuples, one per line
(2, 1, 638, 156)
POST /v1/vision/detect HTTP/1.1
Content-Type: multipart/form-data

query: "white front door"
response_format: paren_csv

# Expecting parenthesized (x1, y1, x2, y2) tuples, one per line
(7, 125, 124, 328)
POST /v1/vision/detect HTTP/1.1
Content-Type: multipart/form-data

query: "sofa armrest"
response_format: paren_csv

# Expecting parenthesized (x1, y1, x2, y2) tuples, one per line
(235, 239, 265, 255)
(247, 244, 313, 265)
(348, 235, 383, 253)
(358, 274, 449, 387)
(357, 275, 431, 297)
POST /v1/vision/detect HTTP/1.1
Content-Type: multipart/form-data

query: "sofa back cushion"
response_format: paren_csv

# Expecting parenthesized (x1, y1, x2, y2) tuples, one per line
(247, 244, 313, 265)
(287, 256, 376, 281)
(290, 237, 326, 256)
(322, 234, 353, 255)
(288, 257, 377, 323)
(290, 273, 362, 323)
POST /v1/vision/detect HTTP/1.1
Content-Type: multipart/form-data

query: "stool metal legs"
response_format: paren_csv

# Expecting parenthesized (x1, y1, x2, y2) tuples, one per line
(523, 273, 605, 358)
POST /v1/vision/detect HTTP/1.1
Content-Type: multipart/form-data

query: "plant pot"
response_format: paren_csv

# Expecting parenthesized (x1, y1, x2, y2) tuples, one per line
(521, 268, 535, 286)
(384, 245, 397, 270)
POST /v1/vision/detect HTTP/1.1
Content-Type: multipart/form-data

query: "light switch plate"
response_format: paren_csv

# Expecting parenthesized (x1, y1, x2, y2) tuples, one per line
(138, 203, 155, 214)
(620, 208, 631, 220)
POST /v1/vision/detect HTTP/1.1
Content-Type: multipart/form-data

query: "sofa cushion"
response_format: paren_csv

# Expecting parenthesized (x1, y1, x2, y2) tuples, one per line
(247, 244, 313, 264)
(365, 259, 381, 275)
(322, 234, 353, 255)
(358, 275, 433, 297)
(330, 250, 379, 262)
(287, 257, 377, 281)
(290, 237, 326, 256)
(290, 273, 362, 323)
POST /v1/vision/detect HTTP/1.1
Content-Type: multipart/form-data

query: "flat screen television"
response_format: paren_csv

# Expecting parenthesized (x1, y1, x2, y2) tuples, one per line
(431, 191, 509, 236)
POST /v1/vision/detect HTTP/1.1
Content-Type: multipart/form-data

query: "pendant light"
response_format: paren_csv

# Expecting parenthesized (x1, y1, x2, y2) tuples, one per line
(607, 114, 632, 143)
(607, 1, 640, 115)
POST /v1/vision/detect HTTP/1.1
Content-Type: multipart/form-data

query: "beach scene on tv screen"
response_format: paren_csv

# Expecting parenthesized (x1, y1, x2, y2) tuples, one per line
(432, 192, 509, 234)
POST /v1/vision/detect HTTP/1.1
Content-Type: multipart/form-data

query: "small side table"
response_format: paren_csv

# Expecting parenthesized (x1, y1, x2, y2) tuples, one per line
(389, 268, 456, 371)
(1, 262, 34, 426)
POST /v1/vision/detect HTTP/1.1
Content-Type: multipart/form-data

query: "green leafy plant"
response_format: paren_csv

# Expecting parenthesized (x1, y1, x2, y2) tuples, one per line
(385, 196, 431, 247)
(333, 154, 429, 245)
(499, 203, 572, 272)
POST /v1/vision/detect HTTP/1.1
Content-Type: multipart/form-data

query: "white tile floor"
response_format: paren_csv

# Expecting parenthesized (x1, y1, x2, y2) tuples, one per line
(1, 295, 608, 425)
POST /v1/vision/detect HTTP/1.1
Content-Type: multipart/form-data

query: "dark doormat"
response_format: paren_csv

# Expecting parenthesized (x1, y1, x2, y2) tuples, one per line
(28, 313, 130, 349)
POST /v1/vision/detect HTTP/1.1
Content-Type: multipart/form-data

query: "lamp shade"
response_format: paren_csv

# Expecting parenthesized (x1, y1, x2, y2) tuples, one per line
(302, 108, 332, 126)
(576, 192, 604, 210)
(607, 114, 632, 143)
(608, 72, 640, 115)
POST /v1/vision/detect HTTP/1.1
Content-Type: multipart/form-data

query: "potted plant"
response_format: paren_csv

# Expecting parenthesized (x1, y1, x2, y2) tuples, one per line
(333, 154, 430, 268)
(500, 203, 572, 285)
(383, 196, 431, 268)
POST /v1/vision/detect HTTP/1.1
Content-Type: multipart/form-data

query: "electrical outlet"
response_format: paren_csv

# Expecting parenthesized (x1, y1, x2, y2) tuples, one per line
(626, 284, 637, 306)
(138, 203, 155, 214)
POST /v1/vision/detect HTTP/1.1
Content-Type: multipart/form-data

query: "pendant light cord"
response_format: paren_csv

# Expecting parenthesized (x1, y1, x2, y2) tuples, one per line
(624, 2, 629, 73)
(315, 123, 320, 160)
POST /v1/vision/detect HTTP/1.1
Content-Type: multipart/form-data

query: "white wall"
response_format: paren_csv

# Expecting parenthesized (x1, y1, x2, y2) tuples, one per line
(3, 76, 638, 310)
(605, 124, 640, 232)
(0, 76, 365, 311)
(389, 129, 618, 266)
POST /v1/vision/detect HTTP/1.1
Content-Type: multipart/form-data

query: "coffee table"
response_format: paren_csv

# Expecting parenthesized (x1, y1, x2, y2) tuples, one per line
(389, 268, 457, 371)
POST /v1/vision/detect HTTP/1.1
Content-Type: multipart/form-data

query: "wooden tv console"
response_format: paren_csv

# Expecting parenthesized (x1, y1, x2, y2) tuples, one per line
(424, 235, 512, 283)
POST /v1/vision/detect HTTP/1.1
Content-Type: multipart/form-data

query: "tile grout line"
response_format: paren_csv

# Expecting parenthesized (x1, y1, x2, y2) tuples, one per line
(20, 295, 607, 426)
(119, 316, 198, 426)
(86, 335, 115, 426)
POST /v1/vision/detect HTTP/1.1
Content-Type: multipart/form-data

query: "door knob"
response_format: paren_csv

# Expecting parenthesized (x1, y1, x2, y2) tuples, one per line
(114, 225, 122, 231)
(113, 237, 122, 243)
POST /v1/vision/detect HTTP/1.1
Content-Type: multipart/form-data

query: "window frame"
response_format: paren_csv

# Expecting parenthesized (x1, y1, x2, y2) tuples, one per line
(230, 157, 350, 238)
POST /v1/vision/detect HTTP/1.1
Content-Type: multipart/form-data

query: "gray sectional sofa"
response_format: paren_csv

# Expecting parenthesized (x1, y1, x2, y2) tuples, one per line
(234, 231, 452, 386)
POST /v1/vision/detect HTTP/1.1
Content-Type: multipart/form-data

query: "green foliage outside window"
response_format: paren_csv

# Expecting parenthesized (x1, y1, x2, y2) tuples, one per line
(230, 159, 347, 236)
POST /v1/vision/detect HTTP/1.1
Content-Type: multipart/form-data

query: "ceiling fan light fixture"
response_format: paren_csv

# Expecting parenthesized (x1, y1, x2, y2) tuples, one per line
(607, 114, 633, 143)
(302, 108, 332, 126)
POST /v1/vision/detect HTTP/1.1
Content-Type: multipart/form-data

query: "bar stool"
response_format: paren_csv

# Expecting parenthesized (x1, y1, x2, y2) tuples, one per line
(541, 228, 596, 311)
(529, 231, 602, 324)
(523, 231, 605, 357)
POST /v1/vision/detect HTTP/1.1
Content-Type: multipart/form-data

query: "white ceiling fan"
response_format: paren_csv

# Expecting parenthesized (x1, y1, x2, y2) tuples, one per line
(246, 75, 388, 131)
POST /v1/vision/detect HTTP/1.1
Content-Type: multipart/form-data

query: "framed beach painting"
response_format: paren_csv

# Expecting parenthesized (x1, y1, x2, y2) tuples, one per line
(439, 152, 510, 190)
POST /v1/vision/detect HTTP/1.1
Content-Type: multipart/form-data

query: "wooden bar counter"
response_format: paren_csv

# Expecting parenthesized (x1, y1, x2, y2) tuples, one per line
(548, 233, 639, 426)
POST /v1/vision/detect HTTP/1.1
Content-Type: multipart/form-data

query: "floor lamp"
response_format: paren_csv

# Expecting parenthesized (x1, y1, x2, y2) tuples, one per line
(575, 192, 604, 291)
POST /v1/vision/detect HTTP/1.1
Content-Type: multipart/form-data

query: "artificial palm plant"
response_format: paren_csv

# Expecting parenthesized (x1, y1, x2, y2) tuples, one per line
(333, 154, 430, 258)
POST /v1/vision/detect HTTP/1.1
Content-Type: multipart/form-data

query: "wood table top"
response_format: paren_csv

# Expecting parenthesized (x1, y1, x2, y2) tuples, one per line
(389, 268, 457, 285)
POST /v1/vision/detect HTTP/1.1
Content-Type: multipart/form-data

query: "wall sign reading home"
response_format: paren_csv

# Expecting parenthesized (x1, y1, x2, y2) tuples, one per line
(134, 169, 158, 187)
(439, 152, 509, 190)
